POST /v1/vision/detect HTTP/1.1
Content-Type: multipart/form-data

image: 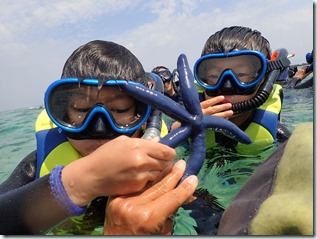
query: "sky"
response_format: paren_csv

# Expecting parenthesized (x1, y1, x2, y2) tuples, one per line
(0, 0, 314, 112)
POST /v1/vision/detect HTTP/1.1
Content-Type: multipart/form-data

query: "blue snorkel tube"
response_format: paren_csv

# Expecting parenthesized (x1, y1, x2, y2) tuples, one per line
(122, 54, 252, 183)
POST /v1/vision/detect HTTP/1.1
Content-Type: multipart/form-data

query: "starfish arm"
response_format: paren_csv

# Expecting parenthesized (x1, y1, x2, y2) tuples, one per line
(122, 83, 192, 123)
(120, 54, 251, 184)
(160, 126, 192, 148)
(177, 54, 203, 116)
(180, 130, 206, 183)
(203, 115, 252, 144)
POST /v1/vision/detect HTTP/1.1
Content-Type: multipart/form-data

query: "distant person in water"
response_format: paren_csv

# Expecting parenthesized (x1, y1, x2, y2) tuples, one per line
(152, 66, 183, 105)
(286, 65, 313, 88)
(286, 50, 313, 89)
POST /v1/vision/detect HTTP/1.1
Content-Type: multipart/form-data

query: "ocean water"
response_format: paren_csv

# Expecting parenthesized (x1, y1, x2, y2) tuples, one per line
(0, 107, 43, 182)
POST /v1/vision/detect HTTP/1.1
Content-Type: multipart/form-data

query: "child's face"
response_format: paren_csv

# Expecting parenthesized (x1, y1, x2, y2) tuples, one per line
(66, 86, 143, 156)
(157, 69, 174, 93)
(164, 80, 173, 92)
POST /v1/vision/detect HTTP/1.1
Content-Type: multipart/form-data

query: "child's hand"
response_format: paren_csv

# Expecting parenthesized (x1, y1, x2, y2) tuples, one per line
(104, 160, 198, 235)
(170, 95, 233, 131)
(61, 135, 176, 206)
(201, 95, 233, 118)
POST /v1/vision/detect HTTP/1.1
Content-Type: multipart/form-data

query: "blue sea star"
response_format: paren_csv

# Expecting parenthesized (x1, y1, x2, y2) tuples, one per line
(123, 54, 251, 182)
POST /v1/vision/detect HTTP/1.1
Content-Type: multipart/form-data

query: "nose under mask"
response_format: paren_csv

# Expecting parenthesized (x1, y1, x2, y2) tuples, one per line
(205, 74, 261, 96)
(93, 117, 107, 134)
(65, 114, 135, 140)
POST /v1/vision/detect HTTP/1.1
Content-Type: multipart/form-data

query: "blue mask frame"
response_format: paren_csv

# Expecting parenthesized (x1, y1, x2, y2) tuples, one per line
(44, 78, 152, 136)
(194, 50, 268, 94)
(157, 70, 173, 83)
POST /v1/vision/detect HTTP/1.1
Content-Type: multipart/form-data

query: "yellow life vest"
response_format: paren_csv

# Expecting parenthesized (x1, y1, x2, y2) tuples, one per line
(34, 109, 79, 178)
(196, 83, 283, 154)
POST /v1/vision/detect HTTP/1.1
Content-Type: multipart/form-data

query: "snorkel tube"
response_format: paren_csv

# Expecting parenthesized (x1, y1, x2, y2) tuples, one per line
(141, 73, 164, 141)
(232, 49, 290, 114)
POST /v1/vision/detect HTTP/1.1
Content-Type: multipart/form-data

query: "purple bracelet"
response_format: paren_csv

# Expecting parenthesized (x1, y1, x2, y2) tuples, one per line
(50, 165, 87, 216)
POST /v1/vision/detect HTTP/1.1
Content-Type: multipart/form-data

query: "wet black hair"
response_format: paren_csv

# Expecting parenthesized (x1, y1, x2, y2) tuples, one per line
(151, 66, 169, 74)
(201, 26, 277, 114)
(59, 40, 149, 140)
(202, 26, 271, 59)
(61, 40, 147, 86)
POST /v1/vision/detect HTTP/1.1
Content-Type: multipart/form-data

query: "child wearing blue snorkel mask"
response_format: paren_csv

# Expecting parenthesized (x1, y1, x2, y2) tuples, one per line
(180, 26, 291, 234)
(104, 26, 293, 236)
(151, 66, 183, 105)
(0, 40, 197, 235)
(172, 26, 291, 147)
(196, 26, 289, 138)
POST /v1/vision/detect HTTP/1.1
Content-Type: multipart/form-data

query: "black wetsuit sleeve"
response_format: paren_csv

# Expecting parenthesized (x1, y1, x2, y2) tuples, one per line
(0, 151, 37, 193)
(0, 151, 71, 235)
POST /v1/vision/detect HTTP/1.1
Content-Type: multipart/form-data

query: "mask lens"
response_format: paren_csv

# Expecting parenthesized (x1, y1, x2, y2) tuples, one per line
(48, 84, 78, 128)
(194, 51, 266, 93)
(158, 70, 172, 82)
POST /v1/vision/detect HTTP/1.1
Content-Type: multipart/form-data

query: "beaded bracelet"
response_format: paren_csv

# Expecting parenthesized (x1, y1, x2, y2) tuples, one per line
(50, 165, 87, 216)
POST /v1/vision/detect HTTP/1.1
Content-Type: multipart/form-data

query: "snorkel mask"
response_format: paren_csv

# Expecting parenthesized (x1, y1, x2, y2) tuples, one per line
(45, 78, 152, 140)
(194, 50, 290, 114)
(157, 70, 173, 83)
